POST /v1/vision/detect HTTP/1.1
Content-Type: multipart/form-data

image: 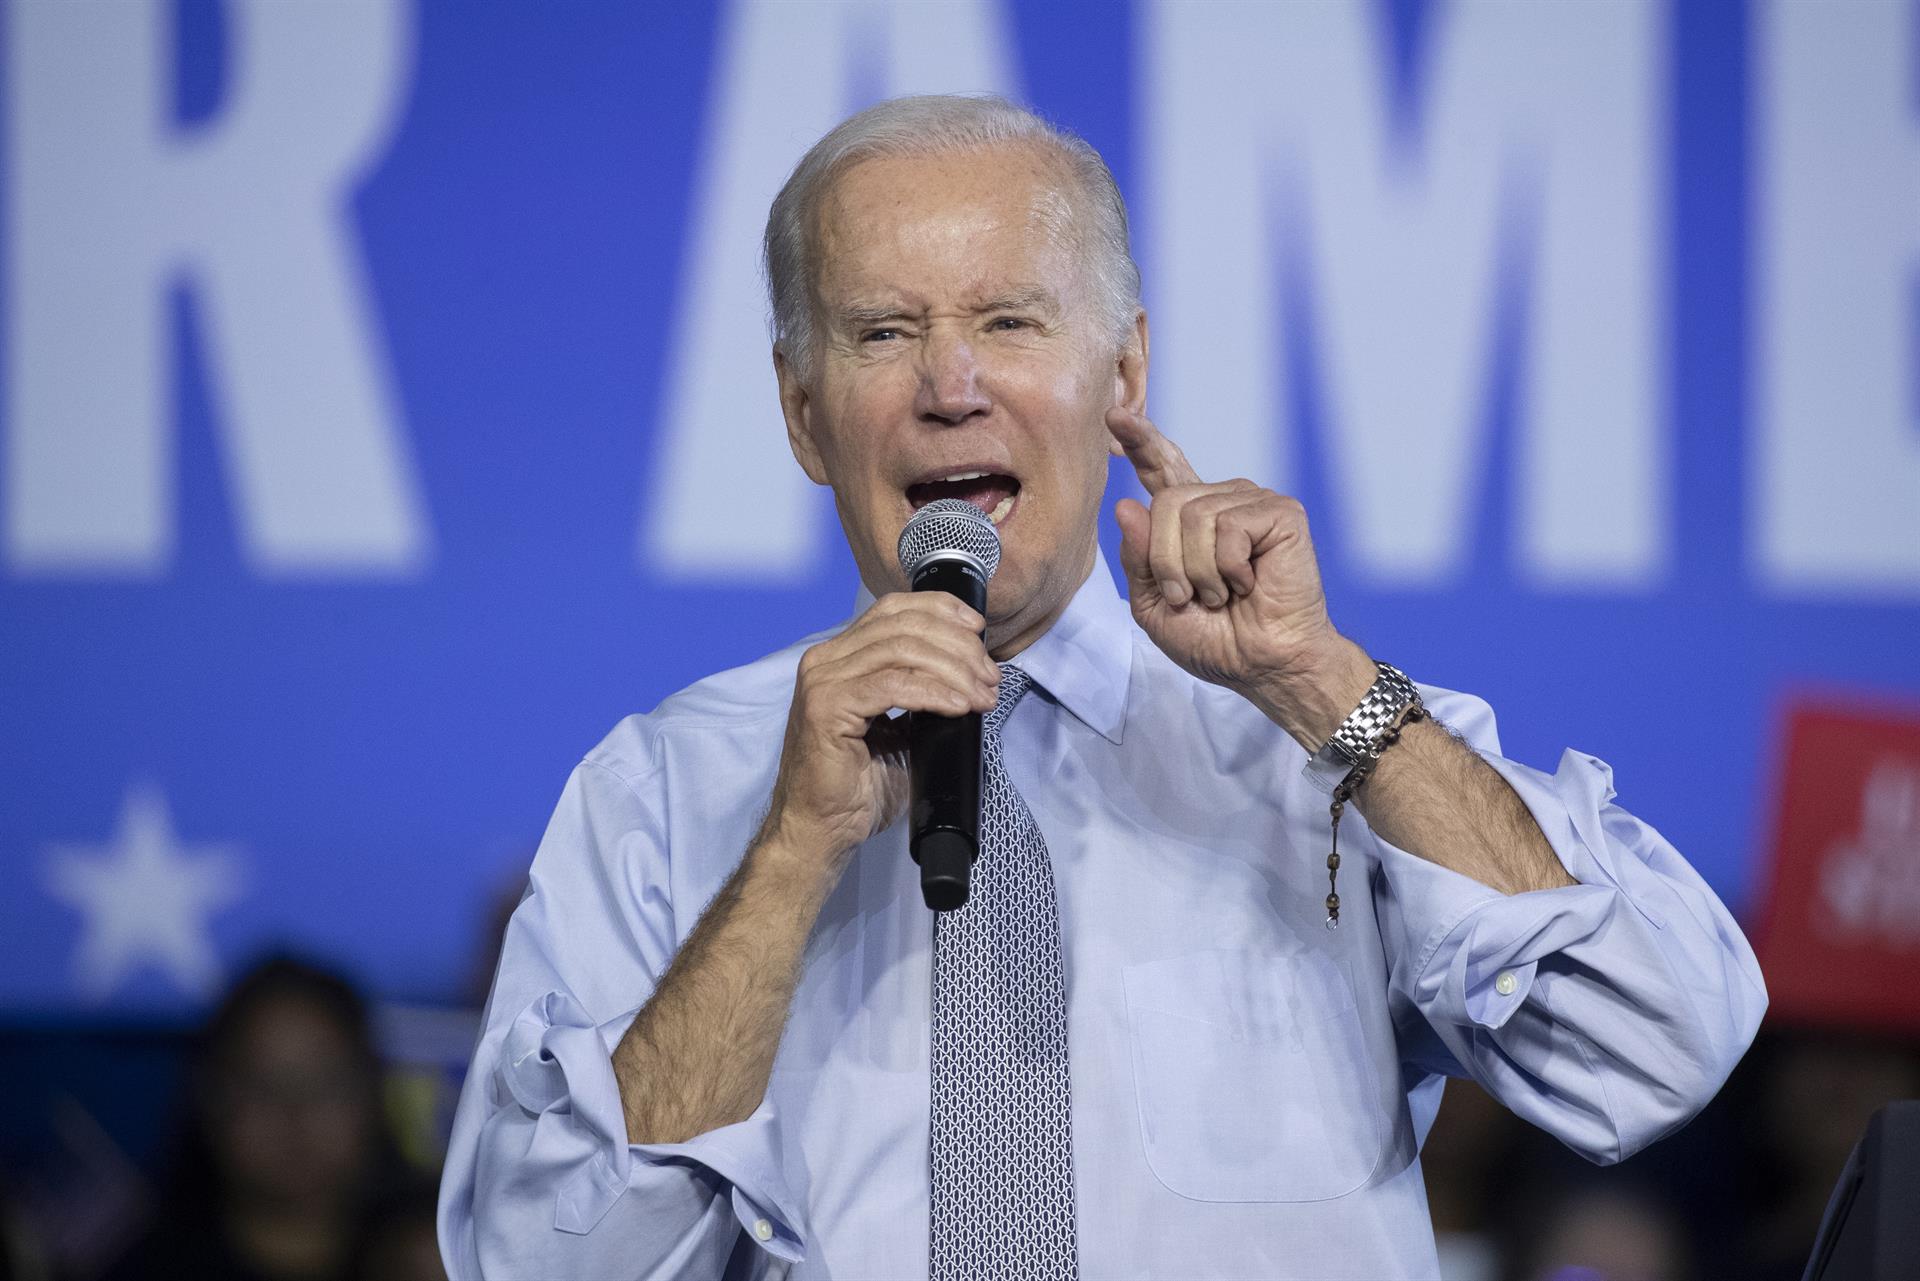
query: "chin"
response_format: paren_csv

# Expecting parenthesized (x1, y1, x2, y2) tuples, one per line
(986, 557, 1057, 623)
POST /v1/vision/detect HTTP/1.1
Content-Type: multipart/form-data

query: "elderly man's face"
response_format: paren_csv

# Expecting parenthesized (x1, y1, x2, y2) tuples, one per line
(778, 143, 1146, 653)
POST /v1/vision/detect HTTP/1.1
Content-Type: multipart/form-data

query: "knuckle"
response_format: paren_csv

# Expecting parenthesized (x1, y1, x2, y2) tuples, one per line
(1217, 502, 1254, 531)
(906, 636, 967, 673)
(879, 602, 937, 634)
(914, 612, 965, 640)
(907, 593, 959, 620)
(879, 634, 932, 664)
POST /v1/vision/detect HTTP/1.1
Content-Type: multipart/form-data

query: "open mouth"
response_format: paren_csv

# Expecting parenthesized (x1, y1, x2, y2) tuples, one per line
(906, 471, 1021, 525)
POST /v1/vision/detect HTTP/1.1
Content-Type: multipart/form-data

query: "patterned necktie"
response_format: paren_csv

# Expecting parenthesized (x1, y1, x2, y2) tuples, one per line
(929, 667, 1078, 1279)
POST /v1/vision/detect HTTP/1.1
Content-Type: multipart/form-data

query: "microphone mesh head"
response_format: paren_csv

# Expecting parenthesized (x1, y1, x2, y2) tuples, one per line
(897, 498, 1002, 580)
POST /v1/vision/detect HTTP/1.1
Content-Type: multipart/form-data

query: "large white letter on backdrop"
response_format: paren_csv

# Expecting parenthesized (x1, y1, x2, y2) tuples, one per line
(1756, 0, 1920, 594)
(644, 0, 1017, 578)
(3, 0, 426, 577)
(1145, 1, 1662, 586)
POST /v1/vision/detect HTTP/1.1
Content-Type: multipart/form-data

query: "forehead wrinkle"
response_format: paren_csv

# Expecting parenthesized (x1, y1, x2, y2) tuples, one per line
(810, 144, 1099, 337)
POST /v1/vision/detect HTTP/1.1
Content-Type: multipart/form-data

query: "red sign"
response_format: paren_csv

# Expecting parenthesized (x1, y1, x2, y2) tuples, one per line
(1753, 699, 1920, 1035)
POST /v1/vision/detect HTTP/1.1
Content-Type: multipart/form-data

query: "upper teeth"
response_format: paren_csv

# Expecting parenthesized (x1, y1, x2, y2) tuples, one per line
(939, 471, 989, 482)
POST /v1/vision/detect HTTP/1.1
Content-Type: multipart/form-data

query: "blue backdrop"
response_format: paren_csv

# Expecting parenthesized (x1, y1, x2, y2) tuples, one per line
(3, 0, 1916, 1017)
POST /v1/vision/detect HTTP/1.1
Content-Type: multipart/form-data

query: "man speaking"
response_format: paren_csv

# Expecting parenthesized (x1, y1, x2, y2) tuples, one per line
(438, 95, 1765, 1279)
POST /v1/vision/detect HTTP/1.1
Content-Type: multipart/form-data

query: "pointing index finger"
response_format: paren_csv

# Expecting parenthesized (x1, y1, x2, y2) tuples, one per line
(1106, 406, 1203, 494)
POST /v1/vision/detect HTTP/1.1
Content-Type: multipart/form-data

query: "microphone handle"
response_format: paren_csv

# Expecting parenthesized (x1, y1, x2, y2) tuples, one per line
(908, 557, 989, 911)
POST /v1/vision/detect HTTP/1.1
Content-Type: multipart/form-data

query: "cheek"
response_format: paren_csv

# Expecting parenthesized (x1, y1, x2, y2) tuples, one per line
(821, 383, 908, 484)
(1017, 366, 1112, 488)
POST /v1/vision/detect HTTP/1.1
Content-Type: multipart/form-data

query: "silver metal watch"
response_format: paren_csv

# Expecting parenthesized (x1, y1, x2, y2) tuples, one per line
(1314, 661, 1421, 772)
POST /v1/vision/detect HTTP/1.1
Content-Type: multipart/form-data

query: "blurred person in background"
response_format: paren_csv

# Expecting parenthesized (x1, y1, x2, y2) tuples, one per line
(0, 1187, 49, 1281)
(1504, 1181, 1690, 1281)
(350, 1180, 446, 1281)
(103, 956, 407, 1281)
(1737, 1028, 1920, 1281)
(1420, 1079, 1530, 1281)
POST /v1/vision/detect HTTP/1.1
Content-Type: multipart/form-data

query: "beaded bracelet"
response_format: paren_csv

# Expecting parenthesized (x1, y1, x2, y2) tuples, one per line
(1324, 699, 1428, 928)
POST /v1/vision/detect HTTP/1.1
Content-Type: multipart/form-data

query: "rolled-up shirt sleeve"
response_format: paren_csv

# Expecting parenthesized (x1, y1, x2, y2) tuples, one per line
(439, 751, 807, 1279)
(1374, 688, 1768, 1166)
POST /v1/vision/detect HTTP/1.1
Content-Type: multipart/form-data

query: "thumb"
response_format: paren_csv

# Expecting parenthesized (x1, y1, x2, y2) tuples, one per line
(1114, 498, 1159, 600)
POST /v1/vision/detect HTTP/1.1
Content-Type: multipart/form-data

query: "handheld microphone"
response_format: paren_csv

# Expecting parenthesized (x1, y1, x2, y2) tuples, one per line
(895, 498, 1002, 911)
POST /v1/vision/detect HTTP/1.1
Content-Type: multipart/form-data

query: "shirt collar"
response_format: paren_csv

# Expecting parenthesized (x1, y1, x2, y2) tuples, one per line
(849, 548, 1133, 744)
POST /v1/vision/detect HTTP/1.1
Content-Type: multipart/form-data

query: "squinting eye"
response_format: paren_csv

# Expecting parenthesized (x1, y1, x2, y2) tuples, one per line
(861, 328, 901, 343)
(990, 316, 1028, 331)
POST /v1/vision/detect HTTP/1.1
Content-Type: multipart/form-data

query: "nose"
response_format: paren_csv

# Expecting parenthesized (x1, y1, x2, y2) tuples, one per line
(913, 329, 991, 425)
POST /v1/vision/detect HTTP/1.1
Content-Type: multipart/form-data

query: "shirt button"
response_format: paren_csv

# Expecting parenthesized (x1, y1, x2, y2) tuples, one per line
(1495, 970, 1518, 997)
(753, 1218, 774, 1242)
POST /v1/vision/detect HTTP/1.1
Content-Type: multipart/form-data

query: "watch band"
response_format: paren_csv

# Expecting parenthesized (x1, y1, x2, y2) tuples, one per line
(1316, 661, 1420, 768)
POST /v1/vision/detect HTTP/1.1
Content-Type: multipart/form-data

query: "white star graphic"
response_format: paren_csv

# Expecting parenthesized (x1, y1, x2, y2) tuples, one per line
(42, 783, 247, 1001)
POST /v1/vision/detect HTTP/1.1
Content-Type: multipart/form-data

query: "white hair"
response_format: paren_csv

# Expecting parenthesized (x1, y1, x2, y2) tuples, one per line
(763, 94, 1142, 378)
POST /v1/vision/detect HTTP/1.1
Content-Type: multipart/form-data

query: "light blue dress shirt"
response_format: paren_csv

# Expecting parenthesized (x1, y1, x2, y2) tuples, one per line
(438, 556, 1766, 1280)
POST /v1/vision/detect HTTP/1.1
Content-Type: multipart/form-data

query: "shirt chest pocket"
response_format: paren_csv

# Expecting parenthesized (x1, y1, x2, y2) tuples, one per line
(1121, 948, 1385, 1203)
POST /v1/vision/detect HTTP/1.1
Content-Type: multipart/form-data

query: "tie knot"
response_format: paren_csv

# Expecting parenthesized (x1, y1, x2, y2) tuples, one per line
(987, 665, 1032, 735)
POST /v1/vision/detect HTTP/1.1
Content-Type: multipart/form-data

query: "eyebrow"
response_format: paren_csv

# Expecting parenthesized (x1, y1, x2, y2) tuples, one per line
(978, 286, 1060, 314)
(832, 287, 1062, 330)
(834, 302, 915, 329)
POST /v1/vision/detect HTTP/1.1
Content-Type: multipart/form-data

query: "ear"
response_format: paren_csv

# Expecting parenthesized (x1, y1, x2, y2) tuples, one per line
(775, 346, 830, 486)
(1109, 309, 1149, 455)
(1115, 308, 1148, 411)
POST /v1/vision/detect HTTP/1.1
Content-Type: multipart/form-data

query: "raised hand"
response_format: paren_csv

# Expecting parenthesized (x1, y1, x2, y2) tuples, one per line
(763, 592, 1001, 876)
(1106, 406, 1374, 747)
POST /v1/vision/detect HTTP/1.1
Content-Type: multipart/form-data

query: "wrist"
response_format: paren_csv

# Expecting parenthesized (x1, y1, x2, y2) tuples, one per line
(1246, 634, 1379, 750)
(746, 813, 851, 907)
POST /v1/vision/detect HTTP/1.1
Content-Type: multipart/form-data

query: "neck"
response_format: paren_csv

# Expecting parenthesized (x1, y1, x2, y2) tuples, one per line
(983, 537, 1095, 661)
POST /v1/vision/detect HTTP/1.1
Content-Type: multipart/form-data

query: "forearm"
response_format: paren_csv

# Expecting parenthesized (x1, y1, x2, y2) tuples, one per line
(612, 825, 837, 1145)
(1356, 715, 1576, 895)
(1256, 636, 1574, 897)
